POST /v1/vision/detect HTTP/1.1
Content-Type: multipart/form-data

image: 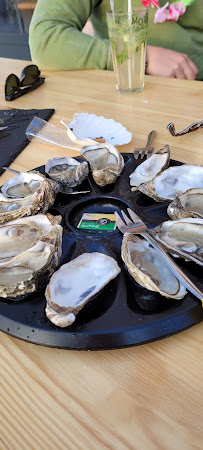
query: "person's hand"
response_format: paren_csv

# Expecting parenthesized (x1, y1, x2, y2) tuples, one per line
(146, 46, 198, 80)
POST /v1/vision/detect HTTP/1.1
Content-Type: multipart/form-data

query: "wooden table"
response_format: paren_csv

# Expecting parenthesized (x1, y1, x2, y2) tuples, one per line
(0, 58, 202, 450)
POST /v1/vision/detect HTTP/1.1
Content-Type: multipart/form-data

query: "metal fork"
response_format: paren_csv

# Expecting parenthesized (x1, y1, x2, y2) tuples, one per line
(114, 208, 203, 302)
(133, 130, 156, 160)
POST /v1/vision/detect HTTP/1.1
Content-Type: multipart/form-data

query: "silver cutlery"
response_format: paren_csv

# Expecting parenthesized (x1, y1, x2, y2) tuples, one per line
(114, 207, 203, 302)
(133, 130, 156, 159)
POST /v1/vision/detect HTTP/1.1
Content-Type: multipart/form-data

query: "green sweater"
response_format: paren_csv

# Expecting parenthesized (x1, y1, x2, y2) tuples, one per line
(29, 0, 203, 80)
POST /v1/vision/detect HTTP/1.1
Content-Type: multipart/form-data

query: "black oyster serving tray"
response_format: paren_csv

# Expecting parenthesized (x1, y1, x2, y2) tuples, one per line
(0, 153, 202, 350)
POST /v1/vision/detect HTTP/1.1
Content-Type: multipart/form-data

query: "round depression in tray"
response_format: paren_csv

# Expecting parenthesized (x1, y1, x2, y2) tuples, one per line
(0, 154, 202, 350)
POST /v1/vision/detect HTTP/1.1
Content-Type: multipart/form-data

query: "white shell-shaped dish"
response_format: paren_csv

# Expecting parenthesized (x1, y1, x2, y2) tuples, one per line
(65, 113, 132, 146)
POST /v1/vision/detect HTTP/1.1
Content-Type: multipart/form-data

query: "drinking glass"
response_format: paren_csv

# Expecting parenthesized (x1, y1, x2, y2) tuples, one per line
(107, 8, 148, 93)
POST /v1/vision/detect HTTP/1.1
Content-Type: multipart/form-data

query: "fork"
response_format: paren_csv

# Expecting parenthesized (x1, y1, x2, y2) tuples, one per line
(133, 130, 156, 160)
(114, 208, 203, 302)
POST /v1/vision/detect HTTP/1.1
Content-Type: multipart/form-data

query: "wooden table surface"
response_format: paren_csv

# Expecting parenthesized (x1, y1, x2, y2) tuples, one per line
(0, 58, 202, 450)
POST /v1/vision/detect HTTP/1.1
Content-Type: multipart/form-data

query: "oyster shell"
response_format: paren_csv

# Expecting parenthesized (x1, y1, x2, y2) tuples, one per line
(138, 164, 203, 202)
(121, 234, 187, 299)
(45, 252, 121, 327)
(80, 143, 124, 187)
(45, 157, 89, 187)
(0, 214, 62, 298)
(0, 172, 58, 223)
(152, 218, 203, 266)
(129, 145, 170, 188)
(167, 188, 203, 220)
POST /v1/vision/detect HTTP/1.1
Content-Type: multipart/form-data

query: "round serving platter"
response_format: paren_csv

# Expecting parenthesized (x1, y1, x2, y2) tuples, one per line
(0, 153, 202, 350)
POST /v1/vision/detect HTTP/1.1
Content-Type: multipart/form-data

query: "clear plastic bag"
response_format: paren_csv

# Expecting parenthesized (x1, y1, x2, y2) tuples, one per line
(25, 116, 86, 151)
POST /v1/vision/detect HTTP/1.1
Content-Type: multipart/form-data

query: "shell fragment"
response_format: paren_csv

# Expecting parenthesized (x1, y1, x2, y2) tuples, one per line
(121, 234, 187, 299)
(139, 164, 203, 202)
(129, 145, 170, 188)
(0, 214, 63, 298)
(45, 252, 121, 327)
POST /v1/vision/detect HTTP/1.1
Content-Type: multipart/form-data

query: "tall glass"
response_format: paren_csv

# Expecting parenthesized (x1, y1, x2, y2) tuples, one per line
(106, 8, 148, 93)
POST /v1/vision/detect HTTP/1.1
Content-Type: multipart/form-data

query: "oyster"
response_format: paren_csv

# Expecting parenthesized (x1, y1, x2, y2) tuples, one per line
(152, 218, 203, 266)
(45, 252, 121, 327)
(80, 143, 124, 187)
(129, 145, 170, 188)
(121, 234, 187, 299)
(167, 188, 203, 220)
(45, 157, 89, 187)
(138, 164, 203, 202)
(0, 214, 62, 298)
(0, 171, 58, 224)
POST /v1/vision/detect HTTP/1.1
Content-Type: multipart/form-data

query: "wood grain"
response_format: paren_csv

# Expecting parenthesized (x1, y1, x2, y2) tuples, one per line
(0, 58, 202, 450)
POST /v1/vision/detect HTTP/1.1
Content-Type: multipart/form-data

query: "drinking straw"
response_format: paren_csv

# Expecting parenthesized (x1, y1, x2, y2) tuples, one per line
(110, 0, 115, 22)
(128, 0, 132, 89)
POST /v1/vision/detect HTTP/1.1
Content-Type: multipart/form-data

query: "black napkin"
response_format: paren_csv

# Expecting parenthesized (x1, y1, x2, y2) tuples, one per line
(0, 108, 55, 176)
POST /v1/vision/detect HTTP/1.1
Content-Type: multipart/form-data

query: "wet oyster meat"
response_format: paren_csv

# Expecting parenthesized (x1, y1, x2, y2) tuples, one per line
(0, 214, 63, 298)
(152, 218, 203, 266)
(45, 157, 89, 187)
(167, 188, 203, 220)
(45, 252, 121, 327)
(0, 172, 58, 224)
(129, 145, 170, 189)
(121, 234, 187, 299)
(80, 143, 124, 186)
(138, 164, 203, 201)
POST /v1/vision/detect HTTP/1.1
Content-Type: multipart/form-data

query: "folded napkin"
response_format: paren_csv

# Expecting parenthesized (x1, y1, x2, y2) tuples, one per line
(0, 108, 55, 176)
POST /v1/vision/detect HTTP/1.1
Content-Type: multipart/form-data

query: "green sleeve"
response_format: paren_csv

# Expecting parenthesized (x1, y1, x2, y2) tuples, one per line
(147, 1, 203, 80)
(29, 0, 113, 70)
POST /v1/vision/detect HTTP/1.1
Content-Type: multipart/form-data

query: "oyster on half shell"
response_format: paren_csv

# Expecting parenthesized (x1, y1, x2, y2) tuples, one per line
(129, 145, 170, 189)
(0, 214, 62, 298)
(152, 218, 203, 266)
(121, 234, 187, 299)
(45, 252, 121, 327)
(138, 164, 203, 202)
(80, 143, 124, 186)
(167, 188, 203, 220)
(45, 157, 89, 187)
(0, 171, 58, 224)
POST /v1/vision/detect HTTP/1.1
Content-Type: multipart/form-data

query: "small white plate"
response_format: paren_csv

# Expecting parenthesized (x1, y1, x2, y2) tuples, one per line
(64, 112, 132, 146)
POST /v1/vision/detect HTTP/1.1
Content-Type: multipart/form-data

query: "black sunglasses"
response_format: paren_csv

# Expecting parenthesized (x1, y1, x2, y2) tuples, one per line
(5, 65, 45, 101)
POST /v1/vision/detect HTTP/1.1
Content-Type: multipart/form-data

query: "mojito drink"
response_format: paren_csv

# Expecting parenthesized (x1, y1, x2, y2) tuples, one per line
(107, 9, 148, 93)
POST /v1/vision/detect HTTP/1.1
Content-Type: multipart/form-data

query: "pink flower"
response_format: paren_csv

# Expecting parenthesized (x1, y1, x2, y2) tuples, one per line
(154, 2, 169, 23)
(168, 1, 186, 21)
(175, 1, 187, 14)
(142, 0, 159, 7)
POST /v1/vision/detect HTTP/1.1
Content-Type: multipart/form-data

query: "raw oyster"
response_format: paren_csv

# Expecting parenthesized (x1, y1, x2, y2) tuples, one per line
(80, 143, 124, 187)
(167, 188, 203, 220)
(152, 218, 203, 266)
(0, 214, 62, 298)
(138, 164, 203, 202)
(45, 252, 121, 327)
(0, 171, 58, 223)
(45, 157, 89, 187)
(129, 145, 170, 189)
(121, 234, 187, 299)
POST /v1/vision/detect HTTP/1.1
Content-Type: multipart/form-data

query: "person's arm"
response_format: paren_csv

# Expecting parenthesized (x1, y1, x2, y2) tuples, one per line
(29, 0, 113, 70)
(146, 1, 203, 80)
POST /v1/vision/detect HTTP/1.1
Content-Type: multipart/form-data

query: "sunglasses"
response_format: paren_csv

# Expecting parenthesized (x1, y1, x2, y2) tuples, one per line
(5, 65, 45, 101)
